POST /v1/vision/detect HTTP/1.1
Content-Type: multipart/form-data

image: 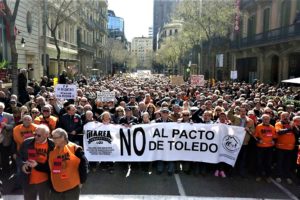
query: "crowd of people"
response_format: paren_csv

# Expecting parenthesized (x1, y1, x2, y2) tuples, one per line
(0, 72, 300, 199)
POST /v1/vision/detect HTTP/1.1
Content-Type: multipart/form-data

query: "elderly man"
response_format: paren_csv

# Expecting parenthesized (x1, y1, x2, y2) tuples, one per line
(227, 104, 255, 177)
(18, 124, 55, 200)
(0, 102, 15, 175)
(34, 105, 58, 134)
(58, 104, 83, 145)
(275, 112, 296, 184)
(13, 115, 37, 157)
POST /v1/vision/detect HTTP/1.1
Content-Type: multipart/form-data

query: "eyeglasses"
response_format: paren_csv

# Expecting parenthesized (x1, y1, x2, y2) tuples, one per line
(31, 111, 39, 114)
(52, 135, 62, 139)
(182, 114, 190, 117)
(43, 110, 50, 113)
(34, 134, 42, 138)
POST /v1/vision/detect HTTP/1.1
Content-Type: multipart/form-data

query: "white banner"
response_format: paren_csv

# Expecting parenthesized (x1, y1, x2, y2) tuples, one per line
(230, 71, 237, 80)
(83, 122, 245, 166)
(54, 84, 77, 100)
(96, 91, 115, 102)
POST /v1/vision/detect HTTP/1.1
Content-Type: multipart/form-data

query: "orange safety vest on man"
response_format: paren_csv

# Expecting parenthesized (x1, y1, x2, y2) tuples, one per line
(49, 142, 80, 192)
(29, 142, 49, 184)
(34, 115, 58, 132)
(13, 123, 37, 151)
(275, 122, 296, 150)
(254, 123, 277, 148)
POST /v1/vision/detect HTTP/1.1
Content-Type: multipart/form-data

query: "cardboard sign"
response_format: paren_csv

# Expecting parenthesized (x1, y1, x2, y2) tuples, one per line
(54, 84, 77, 100)
(191, 75, 205, 86)
(96, 91, 115, 102)
(170, 76, 184, 85)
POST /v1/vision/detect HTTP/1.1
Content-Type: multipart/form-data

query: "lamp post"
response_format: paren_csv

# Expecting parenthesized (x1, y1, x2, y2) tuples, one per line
(21, 37, 25, 47)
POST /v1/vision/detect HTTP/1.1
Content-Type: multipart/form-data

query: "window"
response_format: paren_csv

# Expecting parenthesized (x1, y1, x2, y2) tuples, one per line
(263, 8, 270, 32)
(280, 0, 291, 26)
(26, 12, 32, 34)
(247, 14, 256, 38)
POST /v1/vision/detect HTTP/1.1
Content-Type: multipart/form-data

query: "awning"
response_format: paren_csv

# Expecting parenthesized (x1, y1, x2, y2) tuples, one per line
(281, 77, 300, 84)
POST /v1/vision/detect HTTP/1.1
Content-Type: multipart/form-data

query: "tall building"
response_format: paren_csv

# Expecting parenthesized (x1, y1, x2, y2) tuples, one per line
(230, 0, 300, 83)
(108, 10, 125, 40)
(148, 27, 153, 37)
(153, 0, 179, 51)
(131, 37, 153, 69)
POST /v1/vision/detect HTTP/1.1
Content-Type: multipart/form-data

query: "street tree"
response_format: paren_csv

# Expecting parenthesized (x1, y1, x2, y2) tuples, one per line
(0, 0, 20, 95)
(176, 0, 236, 78)
(44, 0, 79, 75)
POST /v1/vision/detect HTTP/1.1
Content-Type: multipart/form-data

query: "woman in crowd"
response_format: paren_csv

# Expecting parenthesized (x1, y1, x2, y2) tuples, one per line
(113, 106, 125, 124)
(49, 128, 88, 200)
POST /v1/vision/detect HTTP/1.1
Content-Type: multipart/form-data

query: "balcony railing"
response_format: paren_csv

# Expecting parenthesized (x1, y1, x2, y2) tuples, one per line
(231, 24, 300, 49)
(78, 42, 94, 53)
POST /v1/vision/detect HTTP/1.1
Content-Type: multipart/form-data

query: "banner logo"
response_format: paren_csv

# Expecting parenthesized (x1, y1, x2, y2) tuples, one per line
(222, 135, 241, 153)
(86, 130, 112, 144)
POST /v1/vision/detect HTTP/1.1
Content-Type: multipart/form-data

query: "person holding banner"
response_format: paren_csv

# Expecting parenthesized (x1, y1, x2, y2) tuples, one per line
(227, 105, 255, 178)
(155, 107, 174, 176)
(49, 128, 88, 200)
(18, 124, 54, 200)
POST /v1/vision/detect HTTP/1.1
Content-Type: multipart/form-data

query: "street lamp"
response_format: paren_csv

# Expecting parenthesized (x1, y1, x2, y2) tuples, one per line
(21, 37, 26, 47)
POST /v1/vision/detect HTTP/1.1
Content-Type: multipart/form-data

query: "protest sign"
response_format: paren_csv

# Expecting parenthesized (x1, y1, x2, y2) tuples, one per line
(96, 91, 115, 102)
(83, 122, 245, 166)
(170, 76, 184, 85)
(191, 75, 205, 86)
(54, 84, 77, 99)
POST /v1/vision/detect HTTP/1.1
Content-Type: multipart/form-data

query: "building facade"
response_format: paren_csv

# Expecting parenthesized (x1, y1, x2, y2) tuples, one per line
(231, 0, 300, 83)
(153, 0, 180, 51)
(0, 0, 108, 82)
(108, 10, 124, 40)
(131, 37, 153, 69)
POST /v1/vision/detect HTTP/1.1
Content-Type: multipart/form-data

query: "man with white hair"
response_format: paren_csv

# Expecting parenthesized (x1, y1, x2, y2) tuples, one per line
(17, 124, 55, 200)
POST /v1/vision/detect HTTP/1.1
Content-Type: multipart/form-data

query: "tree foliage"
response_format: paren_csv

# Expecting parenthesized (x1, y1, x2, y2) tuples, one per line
(0, 0, 20, 95)
(44, 0, 79, 74)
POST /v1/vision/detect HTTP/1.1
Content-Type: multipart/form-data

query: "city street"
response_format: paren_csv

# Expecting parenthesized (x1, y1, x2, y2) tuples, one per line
(3, 164, 300, 200)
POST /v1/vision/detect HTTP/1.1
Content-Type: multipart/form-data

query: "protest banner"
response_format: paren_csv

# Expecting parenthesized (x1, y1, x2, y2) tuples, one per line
(83, 122, 245, 166)
(54, 84, 77, 99)
(170, 76, 184, 85)
(191, 75, 205, 86)
(230, 71, 237, 80)
(96, 91, 115, 102)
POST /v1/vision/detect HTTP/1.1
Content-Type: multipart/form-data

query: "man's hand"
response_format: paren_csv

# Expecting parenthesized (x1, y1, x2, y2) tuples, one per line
(21, 163, 31, 174)
(70, 131, 76, 135)
(27, 160, 38, 168)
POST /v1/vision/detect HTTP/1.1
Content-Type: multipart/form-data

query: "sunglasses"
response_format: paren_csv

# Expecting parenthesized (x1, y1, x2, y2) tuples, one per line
(49, 99, 55, 100)
(34, 134, 42, 138)
(43, 110, 50, 112)
(31, 111, 39, 114)
(182, 114, 190, 117)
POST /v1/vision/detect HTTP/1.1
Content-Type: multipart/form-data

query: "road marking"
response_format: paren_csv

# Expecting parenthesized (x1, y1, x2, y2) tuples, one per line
(175, 174, 186, 196)
(2, 195, 279, 199)
(270, 178, 299, 200)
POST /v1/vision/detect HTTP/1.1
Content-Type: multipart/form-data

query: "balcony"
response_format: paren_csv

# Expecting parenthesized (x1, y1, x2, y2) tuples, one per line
(231, 24, 300, 50)
(78, 42, 94, 54)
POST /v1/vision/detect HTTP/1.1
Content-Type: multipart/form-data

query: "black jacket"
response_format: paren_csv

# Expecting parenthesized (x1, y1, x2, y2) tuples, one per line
(17, 137, 55, 187)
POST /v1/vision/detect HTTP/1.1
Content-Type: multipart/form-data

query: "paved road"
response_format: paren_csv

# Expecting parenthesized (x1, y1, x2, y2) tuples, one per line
(2, 164, 300, 200)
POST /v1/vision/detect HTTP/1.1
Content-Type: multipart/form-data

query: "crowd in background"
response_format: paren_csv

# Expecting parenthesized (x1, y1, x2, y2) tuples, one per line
(0, 72, 300, 199)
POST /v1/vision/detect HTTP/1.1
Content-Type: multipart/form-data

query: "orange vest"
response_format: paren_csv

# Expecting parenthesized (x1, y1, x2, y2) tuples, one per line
(49, 142, 80, 192)
(13, 124, 37, 151)
(254, 124, 277, 148)
(29, 142, 49, 184)
(275, 122, 296, 150)
(34, 115, 58, 132)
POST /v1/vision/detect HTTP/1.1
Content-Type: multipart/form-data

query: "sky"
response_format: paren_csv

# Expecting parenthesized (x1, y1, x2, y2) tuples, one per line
(107, 0, 153, 42)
